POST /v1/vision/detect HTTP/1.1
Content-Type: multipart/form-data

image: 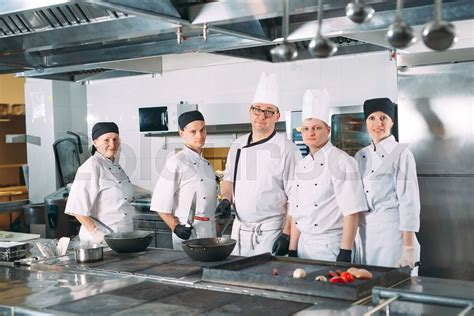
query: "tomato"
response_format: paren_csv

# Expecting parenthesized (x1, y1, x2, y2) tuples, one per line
(329, 276, 347, 284)
(340, 272, 355, 283)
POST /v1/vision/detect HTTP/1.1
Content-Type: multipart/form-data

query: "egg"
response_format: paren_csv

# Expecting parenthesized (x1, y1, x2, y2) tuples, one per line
(293, 268, 306, 278)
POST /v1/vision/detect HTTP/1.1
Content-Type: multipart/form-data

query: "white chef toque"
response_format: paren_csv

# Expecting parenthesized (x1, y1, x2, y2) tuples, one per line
(302, 89, 331, 123)
(252, 73, 279, 108)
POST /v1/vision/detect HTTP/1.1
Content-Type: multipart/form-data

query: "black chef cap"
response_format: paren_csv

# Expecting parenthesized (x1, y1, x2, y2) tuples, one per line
(363, 98, 395, 121)
(178, 110, 205, 130)
(92, 122, 119, 140)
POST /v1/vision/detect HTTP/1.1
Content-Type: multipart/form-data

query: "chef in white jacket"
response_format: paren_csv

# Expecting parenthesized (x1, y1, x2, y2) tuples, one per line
(216, 73, 301, 256)
(288, 90, 368, 262)
(65, 122, 135, 242)
(151, 110, 217, 250)
(354, 98, 421, 272)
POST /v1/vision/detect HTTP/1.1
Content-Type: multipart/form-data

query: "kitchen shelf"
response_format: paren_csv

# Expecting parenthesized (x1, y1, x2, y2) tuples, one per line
(144, 121, 286, 137)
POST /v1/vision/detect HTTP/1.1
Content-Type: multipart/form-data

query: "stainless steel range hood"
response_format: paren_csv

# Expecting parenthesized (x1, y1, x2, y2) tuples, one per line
(0, 0, 472, 81)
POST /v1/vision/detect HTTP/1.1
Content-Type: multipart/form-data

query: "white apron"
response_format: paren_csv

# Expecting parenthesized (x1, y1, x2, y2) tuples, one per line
(231, 217, 283, 256)
(354, 136, 421, 271)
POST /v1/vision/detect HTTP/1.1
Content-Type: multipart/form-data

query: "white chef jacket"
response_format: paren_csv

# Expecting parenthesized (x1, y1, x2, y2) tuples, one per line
(223, 131, 302, 256)
(65, 152, 135, 242)
(289, 141, 368, 260)
(354, 135, 421, 267)
(150, 146, 217, 249)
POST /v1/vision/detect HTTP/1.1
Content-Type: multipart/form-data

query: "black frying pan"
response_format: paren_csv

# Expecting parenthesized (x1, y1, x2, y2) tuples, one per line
(181, 237, 236, 262)
(91, 216, 154, 253)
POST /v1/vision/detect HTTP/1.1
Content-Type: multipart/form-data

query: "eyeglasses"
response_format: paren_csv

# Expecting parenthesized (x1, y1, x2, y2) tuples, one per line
(250, 106, 278, 118)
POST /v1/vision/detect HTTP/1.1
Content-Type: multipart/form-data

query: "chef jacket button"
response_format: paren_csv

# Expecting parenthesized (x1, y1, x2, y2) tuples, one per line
(382, 155, 385, 158)
(314, 224, 318, 226)
(108, 167, 111, 170)
(207, 162, 210, 165)
(125, 213, 128, 215)
(362, 155, 366, 158)
(297, 184, 299, 187)
(200, 179, 203, 182)
(295, 222, 298, 225)
(119, 181, 122, 184)
(371, 170, 374, 173)
(125, 198, 127, 200)
(367, 210, 371, 213)
(203, 197, 206, 199)
(314, 204, 318, 207)
(296, 205, 299, 208)
(193, 162, 197, 165)
(118, 167, 121, 170)
(366, 190, 369, 193)
(314, 183, 317, 186)
(128, 180, 131, 183)
(320, 163, 323, 166)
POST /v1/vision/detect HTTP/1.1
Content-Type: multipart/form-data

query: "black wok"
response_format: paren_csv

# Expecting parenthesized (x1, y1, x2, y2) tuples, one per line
(181, 237, 236, 262)
(104, 231, 154, 253)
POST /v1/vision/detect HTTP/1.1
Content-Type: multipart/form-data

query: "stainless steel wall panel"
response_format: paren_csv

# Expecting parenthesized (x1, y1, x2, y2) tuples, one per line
(398, 61, 474, 281)
(417, 177, 474, 280)
(398, 62, 474, 175)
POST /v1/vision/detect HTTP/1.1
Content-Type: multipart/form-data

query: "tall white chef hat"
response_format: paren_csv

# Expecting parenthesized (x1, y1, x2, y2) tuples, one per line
(302, 89, 331, 123)
(252, 72, 279, 108)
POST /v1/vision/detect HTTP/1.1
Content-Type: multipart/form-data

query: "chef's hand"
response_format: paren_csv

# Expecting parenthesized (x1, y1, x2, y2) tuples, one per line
(215, 199, 232, 219)
(272, 233, 290, 256)
(288, 250, 298, 257)
(174, 224, 193, 240)
(396, 246, 416, 268)
(90, 227, 106, 243)
(336, 249, 352, 263)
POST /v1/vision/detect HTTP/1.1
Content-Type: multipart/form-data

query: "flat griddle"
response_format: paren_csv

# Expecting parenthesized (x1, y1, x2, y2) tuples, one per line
(202, 252, 411, 301)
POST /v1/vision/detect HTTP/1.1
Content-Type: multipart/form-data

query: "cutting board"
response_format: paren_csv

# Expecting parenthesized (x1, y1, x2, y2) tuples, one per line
(0, 231, 40, 242)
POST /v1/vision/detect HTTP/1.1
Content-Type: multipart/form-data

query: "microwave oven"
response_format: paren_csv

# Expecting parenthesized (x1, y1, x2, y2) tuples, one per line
(138, 104, 197, 133)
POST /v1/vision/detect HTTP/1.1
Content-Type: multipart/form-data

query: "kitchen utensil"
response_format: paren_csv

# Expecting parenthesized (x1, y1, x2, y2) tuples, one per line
(182, 237, 236, 262)
(422, 0, 456, 51)
(90, 216, 115, 234)
(345, 0, 375, 24)
(56, 237, 70, 256)
(308, 0, 337, 58)
(104, 231, 154, 253)
(386, 0, 416, 48)
(186, 192, 197, 228)
(75, 243, 103, 263)
(270, 0, 298, 61)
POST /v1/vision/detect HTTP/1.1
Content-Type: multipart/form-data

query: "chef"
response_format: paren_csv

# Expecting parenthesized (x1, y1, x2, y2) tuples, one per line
(65, 122, 135, 242)
(288, 90, 368, 262)
(150, 110, 217, 250)
(354, 98, 421, 272)
(216, 73, 301, 256)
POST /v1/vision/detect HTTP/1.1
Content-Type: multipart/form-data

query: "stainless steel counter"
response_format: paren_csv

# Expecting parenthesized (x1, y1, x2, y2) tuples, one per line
(1, 247, 473, 315)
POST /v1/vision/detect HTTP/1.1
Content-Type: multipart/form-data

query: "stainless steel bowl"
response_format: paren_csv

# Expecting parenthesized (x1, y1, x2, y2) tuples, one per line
(74, 243, 103, 263)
